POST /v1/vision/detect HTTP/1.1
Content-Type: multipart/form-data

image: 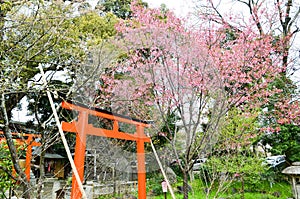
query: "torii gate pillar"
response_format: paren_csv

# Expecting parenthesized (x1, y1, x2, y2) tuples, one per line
(71, 111, 88, 199)
(136, 125, 146, 199)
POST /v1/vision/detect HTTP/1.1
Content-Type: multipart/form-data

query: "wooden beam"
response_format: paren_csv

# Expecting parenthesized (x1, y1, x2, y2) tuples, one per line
(61, 121, 150, 142)
(62, 101, 151, 127)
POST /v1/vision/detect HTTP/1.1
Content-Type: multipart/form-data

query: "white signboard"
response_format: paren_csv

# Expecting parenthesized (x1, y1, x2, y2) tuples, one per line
(161, 180, 168, 193)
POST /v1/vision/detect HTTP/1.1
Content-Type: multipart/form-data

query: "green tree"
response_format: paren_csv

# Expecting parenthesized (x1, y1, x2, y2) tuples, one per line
(205, 108, 265, 198)
(72, 11, 118, 46)
(0, 1, 77, 196)
(0, 142, 17, 198)
(0, 1, 120, 198)
(261, 124, 300, 163)
(99, 0, 148, 19)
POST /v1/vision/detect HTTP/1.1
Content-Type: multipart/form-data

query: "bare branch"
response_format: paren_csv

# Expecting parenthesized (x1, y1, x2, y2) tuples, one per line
(288, 6, 300, 34)
(276, 0, 285, 29)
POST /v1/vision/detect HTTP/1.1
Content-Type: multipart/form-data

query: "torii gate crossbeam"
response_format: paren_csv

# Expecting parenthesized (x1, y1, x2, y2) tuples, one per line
(61, 101, 151, 199)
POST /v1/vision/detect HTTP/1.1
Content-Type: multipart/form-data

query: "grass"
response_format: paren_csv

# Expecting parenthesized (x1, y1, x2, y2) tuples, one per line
(150, 179, 293, 199)
(96, 178, 293, 199)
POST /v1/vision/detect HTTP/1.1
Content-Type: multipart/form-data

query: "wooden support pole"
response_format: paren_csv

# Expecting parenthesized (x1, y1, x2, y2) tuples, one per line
(93, 149, 97, 181)
(149, 137, 176, 199)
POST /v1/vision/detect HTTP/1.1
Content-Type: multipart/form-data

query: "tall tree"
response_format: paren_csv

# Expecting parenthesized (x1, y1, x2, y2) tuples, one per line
(94, 3, 286, 198)
(0, 1, 119, 197)
(197, 0, 300, 125)
(198, 0, 299, 69)
(0, 1, 82, 197)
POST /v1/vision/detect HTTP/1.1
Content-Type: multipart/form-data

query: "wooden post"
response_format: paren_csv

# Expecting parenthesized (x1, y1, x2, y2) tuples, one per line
(150, 138, 176, 199)
(136, 125, 146, 199)
(71, 111, 88, 199)
(39, 65, 87, 199)
(25, 135, 32, 180)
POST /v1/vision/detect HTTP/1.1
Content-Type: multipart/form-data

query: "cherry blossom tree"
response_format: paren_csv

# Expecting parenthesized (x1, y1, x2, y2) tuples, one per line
(95, 2, 286, 198)
(197, 0, 300, 125)
(195, 1, 300, 168)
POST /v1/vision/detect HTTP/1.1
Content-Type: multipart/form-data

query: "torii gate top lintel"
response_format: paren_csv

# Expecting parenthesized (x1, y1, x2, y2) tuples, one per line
(62, 100, 152, 127)
(61, 100, 152, 199)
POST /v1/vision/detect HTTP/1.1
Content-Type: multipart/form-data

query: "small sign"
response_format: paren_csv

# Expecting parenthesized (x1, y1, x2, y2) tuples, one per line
(161, 180, 168, 193)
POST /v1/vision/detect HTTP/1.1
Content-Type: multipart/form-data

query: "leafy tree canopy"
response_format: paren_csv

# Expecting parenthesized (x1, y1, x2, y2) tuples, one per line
(99, 0, 148, 19)
(72, 11, 118, 46)
(261, 124, 300, 163)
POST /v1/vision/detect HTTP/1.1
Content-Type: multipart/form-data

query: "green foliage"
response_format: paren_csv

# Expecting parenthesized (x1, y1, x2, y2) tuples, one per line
(227, 180, 292, 199)
(4, 1, 84, 64)
(100, 0, 148, 19)
(261, 124, 300, 163)
(213, 108, 260, 155)
(101, 0, 132, 19)
(1, 0, 120, 122)
(261, 73, 296, 115)
(206, 154, 266, 189)
(0, 144, 13, 197)
(0, 1, 87, 106)
(72, 12, 118, 46)
(0, 1, 12, 13)
(152, 179, 292, 198)
(205, 108, 267, 195)
(147, 173, 165, 196)
(0, 142, 19, 197)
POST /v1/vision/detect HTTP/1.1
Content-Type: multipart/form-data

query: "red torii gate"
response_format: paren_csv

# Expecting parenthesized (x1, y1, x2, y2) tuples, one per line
(0, 131, 41, 180)
(61, 101, 151, 199)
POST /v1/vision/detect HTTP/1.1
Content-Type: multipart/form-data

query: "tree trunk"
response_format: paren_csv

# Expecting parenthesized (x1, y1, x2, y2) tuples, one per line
(0, 0, 5, 43)
(241, 176, 244, 199)
(183, 170, 189, 199)
(1, 93, 31, 199)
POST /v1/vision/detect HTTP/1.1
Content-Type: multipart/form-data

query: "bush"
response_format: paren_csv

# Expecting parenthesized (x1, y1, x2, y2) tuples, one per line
(0, 142, 19, 198)
(147, 172, 164, 196)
